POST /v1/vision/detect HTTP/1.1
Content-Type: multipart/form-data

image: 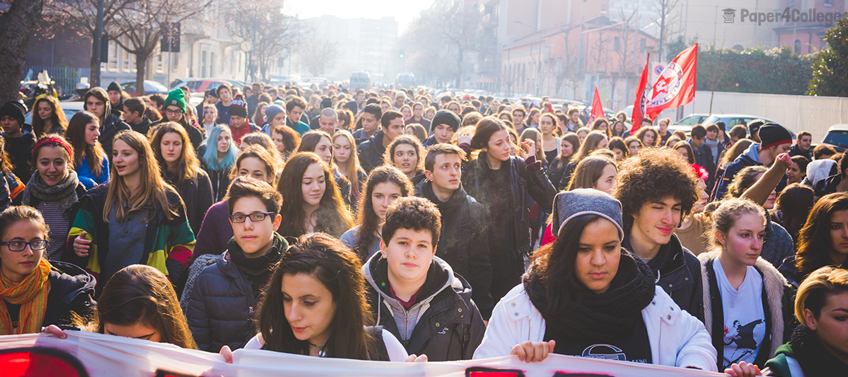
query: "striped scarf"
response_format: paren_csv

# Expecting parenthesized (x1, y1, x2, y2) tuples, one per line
(0, 259, 51, 334)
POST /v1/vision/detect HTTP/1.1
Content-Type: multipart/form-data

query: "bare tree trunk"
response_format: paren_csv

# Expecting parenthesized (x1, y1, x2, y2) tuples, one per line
(0, 0, 46, 103)
(135, 52, 148, 96)
(90, 37, 102, 88)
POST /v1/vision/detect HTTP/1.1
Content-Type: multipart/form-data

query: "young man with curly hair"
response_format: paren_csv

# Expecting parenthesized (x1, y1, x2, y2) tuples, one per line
(614, 148, 705, 321)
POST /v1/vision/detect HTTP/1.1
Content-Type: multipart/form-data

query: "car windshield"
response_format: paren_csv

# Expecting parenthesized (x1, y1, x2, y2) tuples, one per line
(677, 116, 702, 125)
(146, 81, 169, 91)
(824, 130, 848, 148)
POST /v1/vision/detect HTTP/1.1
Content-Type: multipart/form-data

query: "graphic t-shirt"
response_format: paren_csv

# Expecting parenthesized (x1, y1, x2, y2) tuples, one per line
(713, 258, 766, 369)
(544, 315, 652, 364)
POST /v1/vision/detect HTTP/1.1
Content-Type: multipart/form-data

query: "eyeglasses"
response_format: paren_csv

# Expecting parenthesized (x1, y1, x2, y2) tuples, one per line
(165, 109, 184, 115)
(230, 212, 275, 223)
(0, 240, 48, 252)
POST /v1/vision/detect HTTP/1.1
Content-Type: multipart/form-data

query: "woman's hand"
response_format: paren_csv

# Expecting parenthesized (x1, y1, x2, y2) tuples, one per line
(776, 153, 792, 169)
(219, 345, 233, 364)
(73, 232, 91, 257)
(405, 354, 428, 362)
(42, 325, 68, 339)
(522, 139, 536, 158)
(509, 340, 555, 363)
(457, 134, 472, 146)
(724, 361, 761, 377)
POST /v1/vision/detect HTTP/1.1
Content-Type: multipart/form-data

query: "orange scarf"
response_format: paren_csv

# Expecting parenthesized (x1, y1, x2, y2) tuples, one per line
(0, 259, 51, 334)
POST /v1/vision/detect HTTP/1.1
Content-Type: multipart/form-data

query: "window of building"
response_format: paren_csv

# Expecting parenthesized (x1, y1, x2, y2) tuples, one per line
(794, 39, 801, 55)
(108, 40, 118, 71)
(614, 37, 621, 52)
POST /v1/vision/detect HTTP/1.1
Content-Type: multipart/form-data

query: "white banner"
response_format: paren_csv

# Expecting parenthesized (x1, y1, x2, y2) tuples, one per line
(0, 332, 725, 377)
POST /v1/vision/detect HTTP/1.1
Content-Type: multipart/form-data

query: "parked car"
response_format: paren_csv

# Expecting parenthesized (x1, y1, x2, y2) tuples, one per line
(169, 78, 247, 94)
(121, 81, 169, 96)
(822, 124, 848, 152)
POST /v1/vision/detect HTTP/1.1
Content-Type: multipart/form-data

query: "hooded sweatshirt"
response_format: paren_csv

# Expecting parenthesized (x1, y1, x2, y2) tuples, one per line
(362, 253, 486, 361)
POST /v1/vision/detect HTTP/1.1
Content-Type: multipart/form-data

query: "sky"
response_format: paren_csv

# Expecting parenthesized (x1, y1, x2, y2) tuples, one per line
(283, 0, 435, 36)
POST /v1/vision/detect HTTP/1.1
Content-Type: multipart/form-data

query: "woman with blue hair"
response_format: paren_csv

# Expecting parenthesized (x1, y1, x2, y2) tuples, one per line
(200, 126, 238, 202)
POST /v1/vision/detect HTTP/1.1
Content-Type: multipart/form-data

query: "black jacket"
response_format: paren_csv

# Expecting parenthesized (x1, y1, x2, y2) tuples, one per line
(187, 234, 288, 352)
(622, 234, 705, 321)
(363, 253, 486, 361)
(788, 144, 812, 160)
(129, 116, 152, 136)
(43, 261, 96, 328)
(165, 170, 214, 236)
(415, 180, 493, 319)
(814, 174, 842, 197)
(357, 130, 388, 174)
(4, 128, 36, 184)
(546, 157, 569, 192)
(99, 113, 130, 157)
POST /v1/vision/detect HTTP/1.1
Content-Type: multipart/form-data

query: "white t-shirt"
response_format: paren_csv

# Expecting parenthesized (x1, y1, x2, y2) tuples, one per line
(243, 329, 408, 362)
(713, 258, 766, 369)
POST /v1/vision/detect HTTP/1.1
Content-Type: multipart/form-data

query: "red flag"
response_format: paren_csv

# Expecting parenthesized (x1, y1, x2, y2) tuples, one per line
(630, 53, 651, 134)
(645, 43, 698, 120)
(588, 87, 604, 125)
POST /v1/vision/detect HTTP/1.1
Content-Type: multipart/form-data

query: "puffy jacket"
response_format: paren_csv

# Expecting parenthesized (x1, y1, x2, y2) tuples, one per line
(699, 250, 797, 368)
(415, 179, 493, 319)
(473, 284, 718, 371)
(99, 113, 130, 157)
(715, 143, 787, 201)
(363, 253, 486, 361)
(43, 261, 97, 328)
(164, 170, 214, 236)
(187, 234, 288, 352)
(3, 127, 36, 184)
(357, 129, 388, 174)
(622, 234, 704, 321)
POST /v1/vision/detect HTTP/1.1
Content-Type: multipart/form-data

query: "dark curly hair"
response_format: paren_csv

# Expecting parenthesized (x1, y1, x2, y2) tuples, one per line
(382, 196, 441, 247)
(614, 147, 699, 231)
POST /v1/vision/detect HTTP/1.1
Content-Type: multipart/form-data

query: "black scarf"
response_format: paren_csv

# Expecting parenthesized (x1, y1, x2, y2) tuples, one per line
(789, 324, 848, 375)
(228, 232, 286, 276)
(523, 250, 656, 342)
(21, 170, 80, 218)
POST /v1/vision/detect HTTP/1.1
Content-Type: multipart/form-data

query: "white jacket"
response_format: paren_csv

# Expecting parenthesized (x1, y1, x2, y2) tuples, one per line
(473, 284, 718, 372)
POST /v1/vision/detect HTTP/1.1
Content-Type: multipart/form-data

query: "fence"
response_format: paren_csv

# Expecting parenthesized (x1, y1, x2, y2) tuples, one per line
(657, 91, 848, 142)
(22, 66, 91, 96)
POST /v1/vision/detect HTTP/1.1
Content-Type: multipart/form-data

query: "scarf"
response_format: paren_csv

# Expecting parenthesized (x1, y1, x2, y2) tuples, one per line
(704, 138, 721, 164)
(523, 250, 655, 342)
(228, 232, 287, 301)
(21, 170, 80, 219)
(788, 324, 848, 375)
(0, 259, 51, 334)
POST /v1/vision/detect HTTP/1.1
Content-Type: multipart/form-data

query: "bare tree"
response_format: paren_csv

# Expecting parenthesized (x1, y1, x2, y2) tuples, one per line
(0, 0, 48, 102)
(107, 0, 210, 95)
(42, 0, 137, 87)
(221, 0, 305, 82)
(653, 0, 680, 62)
(298, 39, 339, 77)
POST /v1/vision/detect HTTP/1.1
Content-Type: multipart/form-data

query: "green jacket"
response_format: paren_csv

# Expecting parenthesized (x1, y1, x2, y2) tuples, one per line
(763, 343, 804, 377)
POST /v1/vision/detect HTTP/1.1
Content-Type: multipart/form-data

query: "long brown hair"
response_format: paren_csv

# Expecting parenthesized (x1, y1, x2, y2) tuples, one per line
(32, 96, 68, 138)
(796, 192, 848, 279)
(256, 233, 377, 359)
(720, 139, 754, 167)
(277, 152, 353, 238)
(150, 122, 199, 185)
(95, 265, 196, 349)
(470, 116, 508, 150)
(66, 111, 106, 178)
(228, 145, 280, 184)
(774, 183, 814, 243)
(298, 130, 334, 166)
(353, 166, 412, 260)
(104, 130, 179, 223)
(333, 130, 362, 200)
(635, 126, 659, 147)
(573, 131, 607, 164)
(566, 155, 616, 191)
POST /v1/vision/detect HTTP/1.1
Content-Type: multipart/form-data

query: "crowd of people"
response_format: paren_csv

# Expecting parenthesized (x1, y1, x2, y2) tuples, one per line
(0, 81, 846, 376)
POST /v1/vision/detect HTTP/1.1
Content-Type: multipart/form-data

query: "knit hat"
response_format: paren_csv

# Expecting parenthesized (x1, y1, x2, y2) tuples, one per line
(229, 94, 248, 118)
(0, 101, 26, 126)
(747, 119, 766, 138)
(551, 189, 624, 239)
(264, 105, 286, 124)
(107, 81, 122, 93)
(164, 88, 187, 112)
(205, 88, 218, 98)
(430, 109, 461, 132)
(758, 123, 793, 149)
(320, 97, 333, 109)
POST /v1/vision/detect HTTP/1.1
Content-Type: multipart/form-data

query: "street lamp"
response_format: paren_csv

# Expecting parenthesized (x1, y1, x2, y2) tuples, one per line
(514, 20, 543, 96)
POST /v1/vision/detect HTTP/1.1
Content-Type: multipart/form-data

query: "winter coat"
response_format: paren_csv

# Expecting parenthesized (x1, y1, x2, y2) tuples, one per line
(128, 117, 152, 136)
(3, 127, 36, 184)
(285, 119, 310, 136)
(99, 113, 130, 157)
(62, 184, 195, 293)
(165, 170, 214, 236)
(699, 250, 797, 368)
(187, 234, 287, 352)
(761, 218, 795, 269)
(691, 140, 717, 189)
(352, 128, 371, 146)
(192, 200, 232, 259)
(473, 284, 718, 371)
(363, 253, 486, 361)
(357, 130, 388, 174)
(546, 157, 570, 192)
(76, 153, 109, 190)
(43, 261, 97, 328)
(715, 143, 787, 201)
(787, 144, 812, 161)
(813, 173, 842, 197)
(622, 234, 705, 321)
(415, 179, 493, 319)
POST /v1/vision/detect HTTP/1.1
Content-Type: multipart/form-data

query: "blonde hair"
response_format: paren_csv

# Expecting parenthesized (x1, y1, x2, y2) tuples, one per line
(708, 198, 766, 250)
(795, 266, 848, 323)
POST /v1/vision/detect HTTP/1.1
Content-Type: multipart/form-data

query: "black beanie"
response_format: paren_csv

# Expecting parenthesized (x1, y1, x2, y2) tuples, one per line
(229, 94, 248, 118)
(321, 97, 332, 109)
(430, 110, 461, 132)
(0, 101, 26, 126)
(107, 81, 122, 93)
(748, 119, 766, 137)
(758, 124, 793, 149)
